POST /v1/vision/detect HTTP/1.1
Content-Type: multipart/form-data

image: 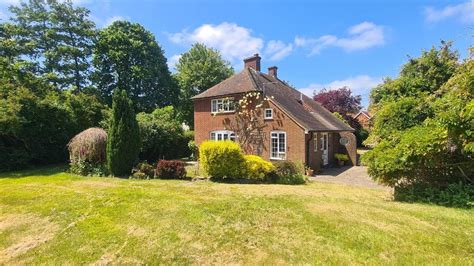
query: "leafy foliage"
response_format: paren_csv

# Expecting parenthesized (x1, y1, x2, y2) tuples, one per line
(0, 85, 106, 170)
(314, 87, 361, 120)
(394, 183, 473, 209)
(131, 161, 155, 179)
(370, 41, 458, 107)
(365, 97, 433, 144)
(199, 140, 245, 179)
(137, 106, 191, 161)
(363, 44, 473, 201)
(93, 21, 177, 112)
(242, 155, 275, 181)
(174, 43, 233, 126)
(106, 89, 140, 176)
(269, 160, 307, 185)
(156, 160, 186, 179)
(8, 0, 96, 91)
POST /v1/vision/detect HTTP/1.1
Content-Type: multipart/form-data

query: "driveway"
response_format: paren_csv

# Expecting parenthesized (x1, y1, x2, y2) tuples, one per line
(309, 166, 388, 189)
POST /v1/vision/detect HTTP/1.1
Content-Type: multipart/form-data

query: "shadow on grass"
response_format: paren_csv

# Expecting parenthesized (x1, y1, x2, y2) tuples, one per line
(0, 164, 68, 179)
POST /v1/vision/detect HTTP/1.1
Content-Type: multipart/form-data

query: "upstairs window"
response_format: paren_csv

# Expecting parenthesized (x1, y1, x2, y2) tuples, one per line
(211, 98, 235, 113)
(270, 131, 286, 160)
(264, 108, 273, 119)
(210, 130, 236, 141)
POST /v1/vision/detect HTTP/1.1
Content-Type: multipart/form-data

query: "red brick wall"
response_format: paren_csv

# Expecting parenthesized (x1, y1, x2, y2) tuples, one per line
(194, 94, 306, 163)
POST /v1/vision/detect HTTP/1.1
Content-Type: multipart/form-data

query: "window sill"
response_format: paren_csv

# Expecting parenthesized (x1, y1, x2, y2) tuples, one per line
(211, 111, 235, 115)
(270, 157, 286, 161)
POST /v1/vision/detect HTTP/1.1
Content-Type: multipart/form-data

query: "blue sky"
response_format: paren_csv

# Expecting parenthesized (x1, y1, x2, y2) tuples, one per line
(1, 0, 473, 107)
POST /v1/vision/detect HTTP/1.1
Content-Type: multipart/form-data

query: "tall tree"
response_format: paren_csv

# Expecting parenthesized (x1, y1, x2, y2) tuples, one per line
(93, 21, 176, 112)
(370, 41, 459, 109)
(313, 87, 362, 120)
(106, 89, 140, 176)
(8, 0, 96, 91)
(48, 0, 96, 92)
(175, 43, 234, 127)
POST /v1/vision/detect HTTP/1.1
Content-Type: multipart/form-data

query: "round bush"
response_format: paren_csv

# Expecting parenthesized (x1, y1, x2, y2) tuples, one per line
(243, 155, 275, 181)
(67, 128, 107, 175)
(199, 140, 244, 179)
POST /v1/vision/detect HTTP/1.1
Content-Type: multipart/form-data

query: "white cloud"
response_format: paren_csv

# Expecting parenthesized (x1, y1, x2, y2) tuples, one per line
(0, 10, 6, 20)
(264, 40, 293, 61)
(169, 22, 264, 64)
(295, 22, 385, 55)
(424, 0, 474, 24)
(167, 54, 181, 71)
(104, 15, 128, 26)
(299, 75, 382, 106)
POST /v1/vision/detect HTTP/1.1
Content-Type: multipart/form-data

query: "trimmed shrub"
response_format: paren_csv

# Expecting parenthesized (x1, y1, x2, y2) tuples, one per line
(131, 162, 155, 179)
(394, 183, 474, 208)
(199, 140, 244, 179)
(270, 161, 307, 185)
(156, 160, 186, 179)
(243, 155, 275, 181)
(67, 128, 108, 176)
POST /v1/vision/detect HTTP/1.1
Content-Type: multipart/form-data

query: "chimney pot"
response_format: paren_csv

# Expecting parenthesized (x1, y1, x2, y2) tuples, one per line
(268, 66, 278, 78)
(243, 53, 261, 71)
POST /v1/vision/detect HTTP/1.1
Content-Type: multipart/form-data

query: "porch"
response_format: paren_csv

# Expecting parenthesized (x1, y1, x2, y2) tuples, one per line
(306, 131, 357, 172)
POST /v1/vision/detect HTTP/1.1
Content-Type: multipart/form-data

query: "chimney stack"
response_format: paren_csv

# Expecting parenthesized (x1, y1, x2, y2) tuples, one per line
(268, 66, 278, 78)
(243, 53, 261, 71)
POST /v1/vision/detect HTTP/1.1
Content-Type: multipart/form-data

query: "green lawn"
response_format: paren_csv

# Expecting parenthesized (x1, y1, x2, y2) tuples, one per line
(0, 166, 473, 264)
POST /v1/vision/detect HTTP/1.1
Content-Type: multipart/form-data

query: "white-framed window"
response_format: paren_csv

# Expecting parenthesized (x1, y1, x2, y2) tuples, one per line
(211, 98, 235, 113)
(264, 108, 273, 119)
(270, 131, 286, 160)
(210, 130, 236, 141)
(314, 138, 318, 152)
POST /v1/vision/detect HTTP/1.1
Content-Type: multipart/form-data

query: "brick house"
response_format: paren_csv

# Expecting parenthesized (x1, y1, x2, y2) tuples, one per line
(193, 54, 357, 172)
(353, 110, 373, 129)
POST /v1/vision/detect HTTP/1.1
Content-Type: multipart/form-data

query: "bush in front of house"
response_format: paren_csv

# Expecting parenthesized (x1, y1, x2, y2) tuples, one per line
(243, 155, 275, 181)
(156, 160, 187, 179)
(131, 162, 155, 179)
(199, 140, 245, 179)
(68, 128, 108, 176)
(270, 161, 307, 185)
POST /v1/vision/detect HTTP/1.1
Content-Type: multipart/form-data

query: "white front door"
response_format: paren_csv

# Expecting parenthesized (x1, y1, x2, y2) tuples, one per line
(321, 133, 328, 165)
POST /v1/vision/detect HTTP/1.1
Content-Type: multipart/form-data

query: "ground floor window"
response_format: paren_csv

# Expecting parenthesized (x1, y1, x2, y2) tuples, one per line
(270, 131, 286, 160)
(210, 130, 236, 141)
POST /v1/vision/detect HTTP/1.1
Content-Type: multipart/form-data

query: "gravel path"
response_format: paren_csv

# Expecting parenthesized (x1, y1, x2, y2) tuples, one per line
(310, 166, 389, 189)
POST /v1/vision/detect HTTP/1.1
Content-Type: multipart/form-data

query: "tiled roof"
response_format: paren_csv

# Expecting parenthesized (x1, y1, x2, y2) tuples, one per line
(192, 67, 354, 132)
(191, 68, 258, 99)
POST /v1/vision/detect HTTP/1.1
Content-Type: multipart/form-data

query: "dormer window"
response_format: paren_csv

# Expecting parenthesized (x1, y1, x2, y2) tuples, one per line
(211, 98, 235, 113)
(264, 108, 273, 119)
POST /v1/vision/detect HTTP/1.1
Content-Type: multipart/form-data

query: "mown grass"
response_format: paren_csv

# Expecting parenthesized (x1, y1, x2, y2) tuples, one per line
(0, 166, 473, 264)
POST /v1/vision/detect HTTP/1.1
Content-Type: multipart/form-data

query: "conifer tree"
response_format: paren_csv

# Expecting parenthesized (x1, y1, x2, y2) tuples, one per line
(107, 89, 140, 176)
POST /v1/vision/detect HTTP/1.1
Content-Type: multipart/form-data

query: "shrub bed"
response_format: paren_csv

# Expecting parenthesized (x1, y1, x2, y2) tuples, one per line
(394, 183, 474, 208)
(156, 160, 186, 179)
(270, 161, 307, 185)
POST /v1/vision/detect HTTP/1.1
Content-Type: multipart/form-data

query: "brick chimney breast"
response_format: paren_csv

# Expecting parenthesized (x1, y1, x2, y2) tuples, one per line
(243, 53, 261, 71)
(268, 66, 278, 78)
